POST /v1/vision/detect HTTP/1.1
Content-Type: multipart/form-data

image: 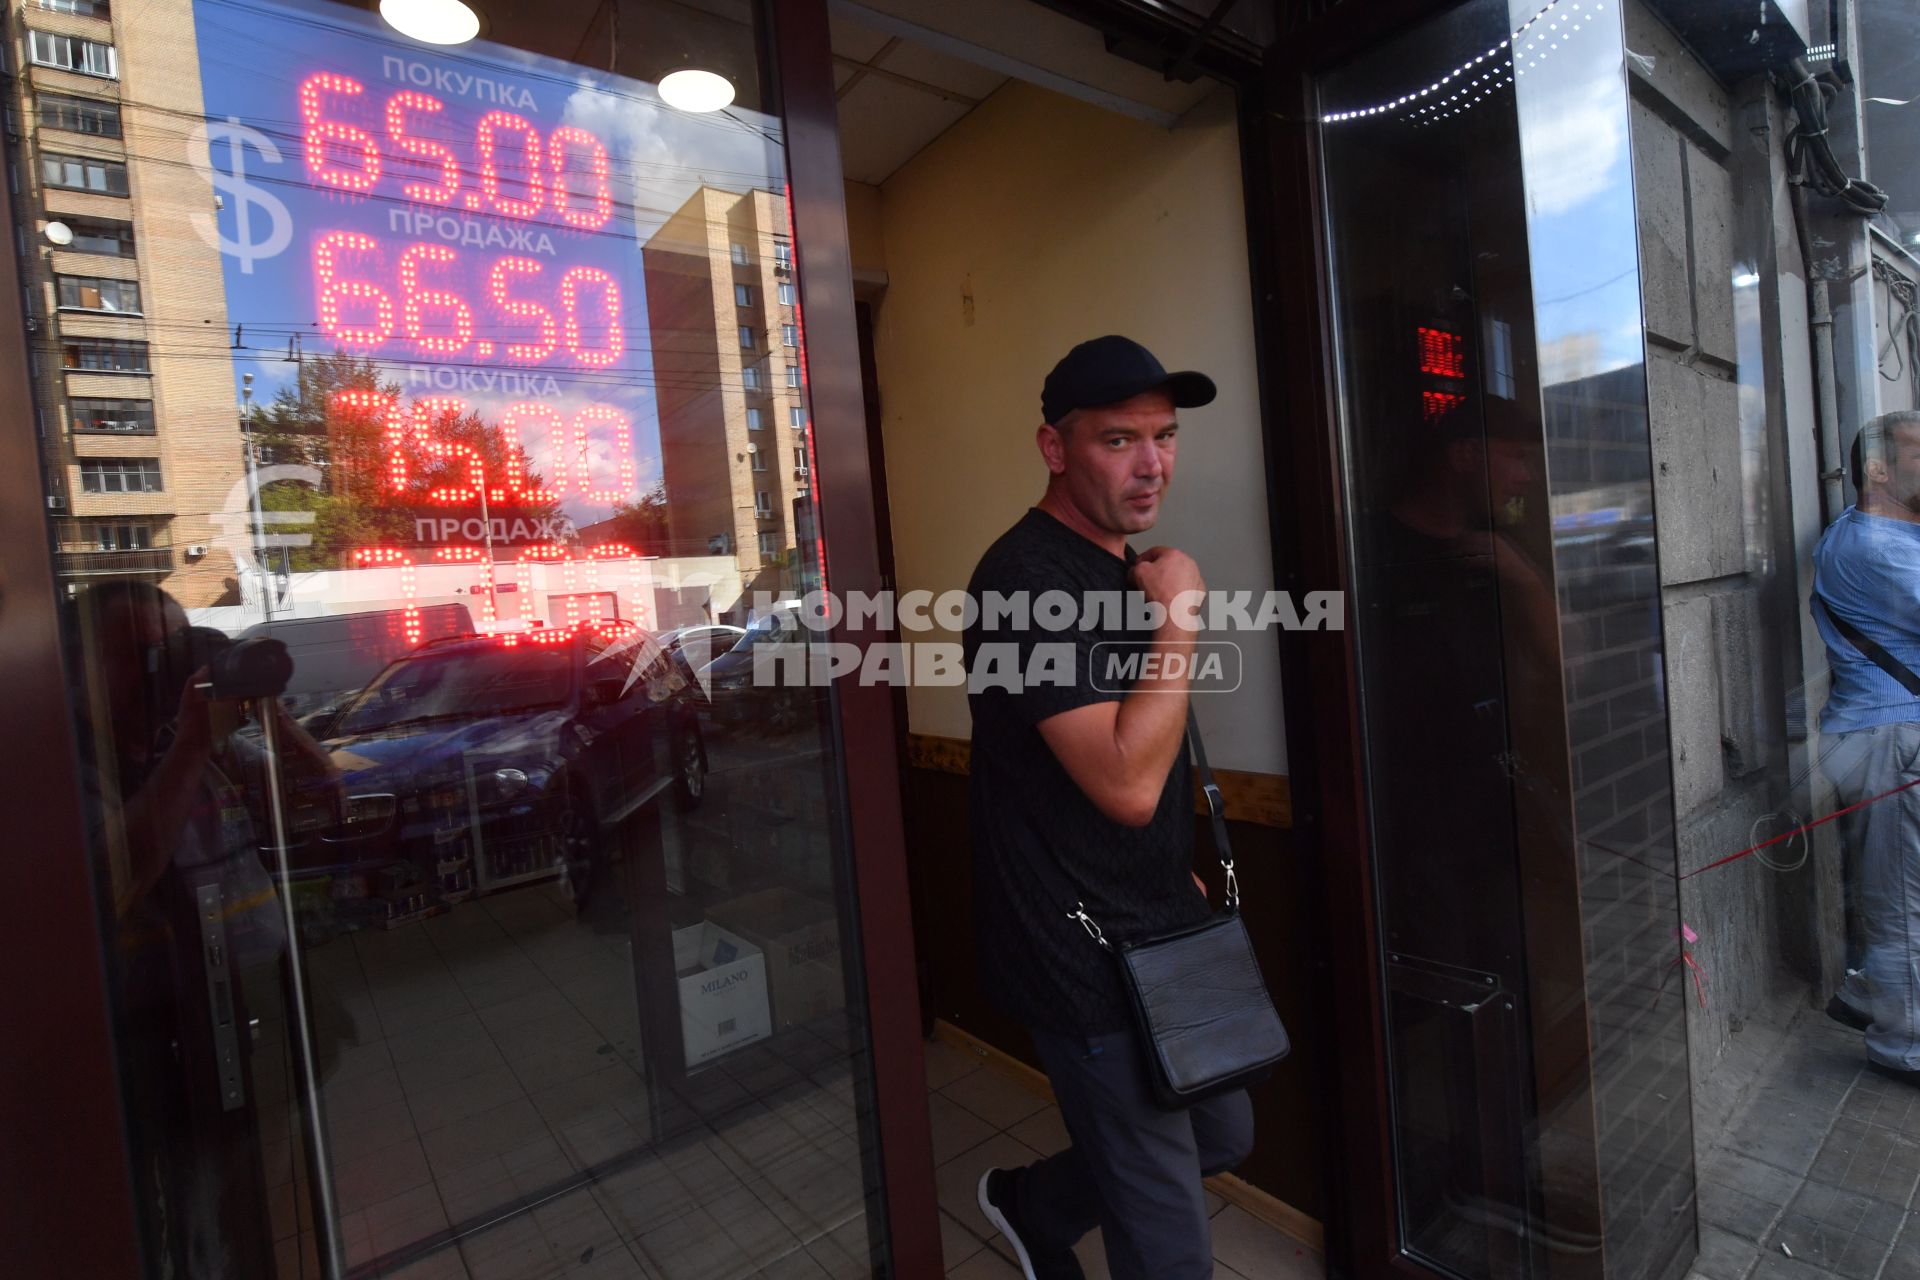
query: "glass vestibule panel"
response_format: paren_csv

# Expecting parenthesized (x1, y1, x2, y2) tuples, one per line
(34, 1, 882, 1276)
(1321, 9, 1547, 1270)
(1320, 2, 1682, 1279)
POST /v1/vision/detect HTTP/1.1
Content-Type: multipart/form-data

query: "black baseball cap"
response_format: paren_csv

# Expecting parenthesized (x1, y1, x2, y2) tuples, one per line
(1041, 335, 1217, 426)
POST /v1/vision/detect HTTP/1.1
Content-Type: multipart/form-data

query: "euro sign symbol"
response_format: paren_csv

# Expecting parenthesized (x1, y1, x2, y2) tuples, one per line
(190, 117, 292, 275)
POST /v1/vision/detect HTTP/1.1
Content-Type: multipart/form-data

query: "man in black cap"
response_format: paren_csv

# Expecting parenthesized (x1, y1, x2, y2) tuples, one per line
(964, 336, 1253, 1279)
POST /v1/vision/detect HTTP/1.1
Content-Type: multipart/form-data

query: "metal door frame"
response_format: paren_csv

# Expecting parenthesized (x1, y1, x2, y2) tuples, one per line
(0, 83, 148, 1276)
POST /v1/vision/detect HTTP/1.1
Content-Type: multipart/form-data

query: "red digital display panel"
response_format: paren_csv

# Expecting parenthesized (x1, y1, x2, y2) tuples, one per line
(352, 543, 647, 646)
(301, 74, 612, 227)
(334, 390, 635, 508)
(192, 3, 719, 651)
(1418, 325, 1466, 379)
(301, 74, 626, 374)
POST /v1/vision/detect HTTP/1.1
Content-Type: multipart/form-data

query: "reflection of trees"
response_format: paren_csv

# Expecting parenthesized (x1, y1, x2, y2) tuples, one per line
(601, 480, 671, 555)
(255, 350, 561, 569)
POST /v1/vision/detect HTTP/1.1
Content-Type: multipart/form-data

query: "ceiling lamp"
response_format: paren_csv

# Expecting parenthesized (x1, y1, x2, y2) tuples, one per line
(379, 0, 480, 46)
(659, 68, 734, 113)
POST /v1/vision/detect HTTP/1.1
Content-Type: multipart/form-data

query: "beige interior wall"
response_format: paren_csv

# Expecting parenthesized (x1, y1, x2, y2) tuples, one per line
(843, 180, 887, 277)
(865, 79, 1286, 774)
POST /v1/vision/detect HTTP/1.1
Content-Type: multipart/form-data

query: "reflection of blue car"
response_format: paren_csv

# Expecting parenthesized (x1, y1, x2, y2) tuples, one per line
(307, 628, 705, 914)
(244, 604, 476, 740)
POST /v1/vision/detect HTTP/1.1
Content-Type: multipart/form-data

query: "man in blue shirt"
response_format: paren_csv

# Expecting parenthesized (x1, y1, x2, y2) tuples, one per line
(1813, 410, 1920, 1082)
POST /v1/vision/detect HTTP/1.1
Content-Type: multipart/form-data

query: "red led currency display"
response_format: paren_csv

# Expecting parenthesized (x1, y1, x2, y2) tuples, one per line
(300, 75, 612, 228)
(191, 1, 750, 647)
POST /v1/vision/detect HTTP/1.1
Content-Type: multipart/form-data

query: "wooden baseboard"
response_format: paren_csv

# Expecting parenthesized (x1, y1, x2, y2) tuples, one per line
(930, 1020, 1325, 1253)
(908, 733, 1291, 828)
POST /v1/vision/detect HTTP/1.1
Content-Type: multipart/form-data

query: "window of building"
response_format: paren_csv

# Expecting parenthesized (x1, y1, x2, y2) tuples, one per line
(41, 152, 129, 196)
(38, 94, 121, 138)
(70, 397, 153, 433)
(741, 365, 761, 390)
(778, 282, 795, 306)
(738, 325, 753, 349)
(781, 324, 798, 348)
(758, 531, 776, 559)
(27, 32, 116, 78)
(57, 274, 141, 313)
(89, 521, 155, 551)
(746, 406, 764, 430)
(786, 363, 800, 388)
(37, 0, 111, 16)
(749, 444, 766, 471)
(754, 490, 771, 516)
(789, 406, 806, 428)
(63, 337, 148, 372)
(63, 217, 135, 258)
(773, 241, 792, 269)
(730, 243, 749, 266)
(734, 284, 753, 307)
(794, 447, 808, 474)
(79, 457, 160, 492)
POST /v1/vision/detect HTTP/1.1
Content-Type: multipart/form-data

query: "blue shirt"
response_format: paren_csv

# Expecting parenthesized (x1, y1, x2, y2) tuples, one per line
(1811, 506, 1920, 733)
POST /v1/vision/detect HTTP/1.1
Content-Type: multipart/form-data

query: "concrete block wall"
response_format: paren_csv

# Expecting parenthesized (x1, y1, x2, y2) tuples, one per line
(1626, 0, 1821, 1145)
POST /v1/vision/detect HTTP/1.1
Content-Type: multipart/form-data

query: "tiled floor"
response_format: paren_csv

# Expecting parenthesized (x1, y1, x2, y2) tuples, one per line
(920, 1037, 1323, 1279)
(236, 722, 899, 1279)
(1691, 1003, 1920, 1280)
(256, 884, 878, 1279)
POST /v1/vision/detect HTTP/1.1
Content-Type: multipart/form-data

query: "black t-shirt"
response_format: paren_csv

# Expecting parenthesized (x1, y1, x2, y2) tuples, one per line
(963, 507, 1207, 1034)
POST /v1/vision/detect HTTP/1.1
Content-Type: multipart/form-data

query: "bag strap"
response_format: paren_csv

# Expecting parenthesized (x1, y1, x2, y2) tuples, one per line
(1817, 590, 1920, 696)
(1186, 707, 1239, 910)
(1069, 707, 1238, 951)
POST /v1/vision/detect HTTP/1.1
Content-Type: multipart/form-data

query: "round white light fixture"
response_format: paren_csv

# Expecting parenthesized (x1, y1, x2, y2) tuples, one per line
(379, 0, 480, 46)
(659, 68, 734, 113)
(42, 221, 72, 247)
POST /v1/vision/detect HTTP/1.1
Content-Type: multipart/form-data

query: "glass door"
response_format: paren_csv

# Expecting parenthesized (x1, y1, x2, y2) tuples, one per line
(29, 0, 895, 1274)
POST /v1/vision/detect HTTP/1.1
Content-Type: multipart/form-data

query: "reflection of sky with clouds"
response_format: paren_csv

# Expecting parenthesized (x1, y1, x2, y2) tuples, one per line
(1318, 0, 1644, 383)
(1509, 0, 1644, 382)
(191, 0, 785, 525)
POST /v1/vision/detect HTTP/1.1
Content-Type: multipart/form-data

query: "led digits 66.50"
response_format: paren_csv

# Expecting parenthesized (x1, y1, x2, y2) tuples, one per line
(315, 234, 623, 365)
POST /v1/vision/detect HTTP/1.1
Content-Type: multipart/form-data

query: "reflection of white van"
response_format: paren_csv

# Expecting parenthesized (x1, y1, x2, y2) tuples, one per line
(242, 604, 474, 733)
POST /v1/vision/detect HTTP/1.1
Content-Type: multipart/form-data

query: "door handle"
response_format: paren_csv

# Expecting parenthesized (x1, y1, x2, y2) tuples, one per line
(193, 882, 246, 1112)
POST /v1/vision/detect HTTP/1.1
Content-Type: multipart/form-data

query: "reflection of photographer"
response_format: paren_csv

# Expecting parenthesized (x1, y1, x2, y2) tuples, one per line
(78, 585, 336, 916)
(70, 581, 338, 1276)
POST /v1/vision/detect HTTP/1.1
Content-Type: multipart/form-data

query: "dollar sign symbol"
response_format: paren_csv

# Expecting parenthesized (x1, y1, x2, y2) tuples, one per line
(191, 117, 292, 275)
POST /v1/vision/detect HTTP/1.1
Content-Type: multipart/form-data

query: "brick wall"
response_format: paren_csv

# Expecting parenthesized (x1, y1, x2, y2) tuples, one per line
(1545, 363, 1695, 1280)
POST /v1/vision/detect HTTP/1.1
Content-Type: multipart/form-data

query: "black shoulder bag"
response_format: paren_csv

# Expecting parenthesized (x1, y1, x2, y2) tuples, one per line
(1067, 711, 1291, 1110)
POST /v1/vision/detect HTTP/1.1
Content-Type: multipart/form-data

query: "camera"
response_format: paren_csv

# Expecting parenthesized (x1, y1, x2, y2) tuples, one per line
(159, 627, 294, 703)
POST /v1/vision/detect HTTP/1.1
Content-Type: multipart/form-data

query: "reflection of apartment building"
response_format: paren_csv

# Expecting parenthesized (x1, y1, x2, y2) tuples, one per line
(11, 0, 243, 606)
(641, 187, 809, 603)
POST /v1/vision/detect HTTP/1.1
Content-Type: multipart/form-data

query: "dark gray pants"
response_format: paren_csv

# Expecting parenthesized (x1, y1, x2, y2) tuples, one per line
(1014, 1025, 1255, 1280)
